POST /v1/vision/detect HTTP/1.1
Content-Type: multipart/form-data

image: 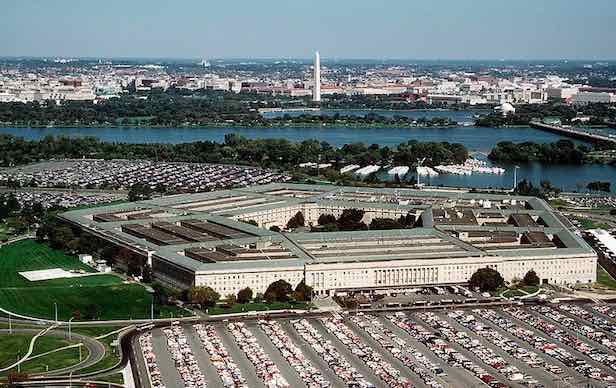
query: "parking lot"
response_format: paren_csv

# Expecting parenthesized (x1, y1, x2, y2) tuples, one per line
(137, 303, 616, 388)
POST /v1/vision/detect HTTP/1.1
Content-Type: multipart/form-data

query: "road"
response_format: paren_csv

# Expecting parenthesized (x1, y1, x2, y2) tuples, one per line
(0, 327, 105, 376)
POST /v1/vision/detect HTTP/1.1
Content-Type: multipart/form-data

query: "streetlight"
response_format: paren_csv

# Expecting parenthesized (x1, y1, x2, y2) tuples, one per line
(68, 317, 74, 341)
(53, 302, 58, 323)
(513, 165, 520, 191)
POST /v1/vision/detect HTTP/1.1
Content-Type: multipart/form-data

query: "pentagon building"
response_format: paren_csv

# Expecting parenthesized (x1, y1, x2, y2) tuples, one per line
(60, 183, 597, 296)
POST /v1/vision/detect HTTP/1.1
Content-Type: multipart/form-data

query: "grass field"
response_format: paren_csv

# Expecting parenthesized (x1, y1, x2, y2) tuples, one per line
(0, 240, 188, 321)
(0, 333, 80, 374)
(597, 265, 616, 290)
(0, 222, 12, 242)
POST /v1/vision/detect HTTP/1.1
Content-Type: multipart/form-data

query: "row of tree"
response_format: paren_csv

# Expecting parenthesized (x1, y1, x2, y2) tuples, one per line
(468, 267, 540, 292)
(187, 279, 313, 309)
(488, 140, 589, 164)
(0, 134, 468, 172)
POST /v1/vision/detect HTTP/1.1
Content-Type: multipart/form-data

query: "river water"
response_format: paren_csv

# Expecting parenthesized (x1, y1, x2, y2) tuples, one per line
(1, 122, 614, 192)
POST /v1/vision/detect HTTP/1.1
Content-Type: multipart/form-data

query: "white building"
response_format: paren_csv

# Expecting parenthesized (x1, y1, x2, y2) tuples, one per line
(572, 92, 616, 105)
(61, 184, 598, 296)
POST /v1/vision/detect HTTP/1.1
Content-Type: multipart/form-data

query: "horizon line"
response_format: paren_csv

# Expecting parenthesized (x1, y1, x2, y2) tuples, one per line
(1, 55, 616, 63)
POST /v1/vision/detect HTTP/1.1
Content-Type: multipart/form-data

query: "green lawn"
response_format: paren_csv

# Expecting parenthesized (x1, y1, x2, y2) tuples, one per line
(206, 301, 308, 315)
(0, 223, 9, 242)
(0, 240, 189, 321)
(570, 216, 610, 230)
(0, 334, 32, 369)
(0, 333, 81, 374)
(597, 265, 616, 290)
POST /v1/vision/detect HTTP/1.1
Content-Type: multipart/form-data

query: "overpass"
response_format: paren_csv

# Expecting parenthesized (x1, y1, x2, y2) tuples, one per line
(530, 121, 616, 146)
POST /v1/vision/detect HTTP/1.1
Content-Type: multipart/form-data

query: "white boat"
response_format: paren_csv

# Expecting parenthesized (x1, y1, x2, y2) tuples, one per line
(388, 166, 409, 176)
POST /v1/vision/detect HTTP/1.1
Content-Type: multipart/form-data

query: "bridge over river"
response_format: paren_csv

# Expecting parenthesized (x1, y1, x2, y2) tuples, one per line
(530, 121, 616, 146)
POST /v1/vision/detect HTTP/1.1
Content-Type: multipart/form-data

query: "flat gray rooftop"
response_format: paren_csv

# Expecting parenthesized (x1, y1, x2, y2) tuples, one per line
(59, 183, 595, 274)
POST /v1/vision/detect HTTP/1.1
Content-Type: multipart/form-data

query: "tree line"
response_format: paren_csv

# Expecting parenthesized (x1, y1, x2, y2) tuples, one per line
(0, 134, 468, 171)
(488, 139, 589, 164)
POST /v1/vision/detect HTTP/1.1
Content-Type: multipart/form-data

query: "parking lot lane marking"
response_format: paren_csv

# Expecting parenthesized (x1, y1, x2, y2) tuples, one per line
(150, 329, 185, 388)
(278, 320, 347, 388)
(311, 318, 388, 388)
(471, 310, 580, 384)
(214, 323, 267, 388)
(503, 309, 616, 380)
(409, 312, 527, 388)
(185, 325, 225, 388)
(345, 317, 429, 388)
(376, 314, 479, 388)
(247, 321, 307, 388)
(438, 312, 558, 387)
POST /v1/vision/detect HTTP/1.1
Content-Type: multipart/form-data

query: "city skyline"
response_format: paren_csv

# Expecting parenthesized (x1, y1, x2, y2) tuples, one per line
(2, 0, 616, 60)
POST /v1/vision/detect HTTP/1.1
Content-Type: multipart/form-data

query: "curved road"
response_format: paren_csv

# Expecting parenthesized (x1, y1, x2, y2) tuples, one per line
(0, 328, 106, 376)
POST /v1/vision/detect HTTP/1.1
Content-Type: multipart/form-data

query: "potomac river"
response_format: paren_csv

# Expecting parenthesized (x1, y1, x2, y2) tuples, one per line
(1, 124, 615, 192)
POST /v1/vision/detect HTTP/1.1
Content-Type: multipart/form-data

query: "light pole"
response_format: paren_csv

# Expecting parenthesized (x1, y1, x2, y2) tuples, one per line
(8, 313, 12, 335)
(68, 317, 74, 341)
(513, 165, 520, 191)
(53, 302, 58, 323)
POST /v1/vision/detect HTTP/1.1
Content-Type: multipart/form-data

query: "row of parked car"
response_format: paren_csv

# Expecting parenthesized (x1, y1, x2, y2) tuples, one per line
(503, 307, 614, 381)
(320, 313, 411, 387)
(448, 310, 557, 383)
(350, 312, 445, 388)
(558, 304, 616, 338)
(387, 312, 508, 388)
(593, 304, 616, 317)
(531, 305, 616, 369)
(291, 318, 375, 388)
(139, 332, 165, 388)
(162, 324, 208, 388)
(419, 311, 528, 384)
(193, 323, 248, 387)
(227, 322, 289, 388)
(258, 319, 331, 388)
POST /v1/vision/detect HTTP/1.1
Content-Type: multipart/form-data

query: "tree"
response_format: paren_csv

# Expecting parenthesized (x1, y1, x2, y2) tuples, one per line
(128, 183, 153, 202)
(264, 279, 293, 303)
(294, 280, 313, 302)
(226, 294, 237, 306)
(269, 225, 281, 232)
(286, 211, 305, 229)
(237, 287, 253, 304)
(188, 286, 220, 308)
(468, 267, 505, 292)
(522, 269, 540, 286)
(369, 218, 403, 230)
(318, 213, 337, 226)
(337, 208, 367, 231)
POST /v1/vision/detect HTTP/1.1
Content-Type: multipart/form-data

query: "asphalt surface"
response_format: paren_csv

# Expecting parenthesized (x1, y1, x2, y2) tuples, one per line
(376, 314, 481, 388)
(311, 318, 387, 388)
(214, 324, 266, 388)
(503, 309, 612, 387)
(150, 328, 184, 388)
(184, 325, 224, 388)
(130, 304, 616, 388)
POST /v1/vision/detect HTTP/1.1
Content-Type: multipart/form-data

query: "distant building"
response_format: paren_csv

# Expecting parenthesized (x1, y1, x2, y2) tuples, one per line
(572, 92, 616, 105)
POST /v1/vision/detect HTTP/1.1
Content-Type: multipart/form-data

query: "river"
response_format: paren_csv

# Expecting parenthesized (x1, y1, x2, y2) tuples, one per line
(0, 124, 614, 192)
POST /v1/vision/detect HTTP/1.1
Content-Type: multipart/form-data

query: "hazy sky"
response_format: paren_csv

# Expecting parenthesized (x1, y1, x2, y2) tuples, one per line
(2, 0, 615, 60)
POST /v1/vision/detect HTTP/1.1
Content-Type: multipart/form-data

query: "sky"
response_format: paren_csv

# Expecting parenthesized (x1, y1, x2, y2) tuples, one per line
(2, 0, 616, 60)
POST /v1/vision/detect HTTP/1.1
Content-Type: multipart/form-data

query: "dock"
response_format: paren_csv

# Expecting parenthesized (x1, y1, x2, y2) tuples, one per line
(530, 121, 616, 145)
